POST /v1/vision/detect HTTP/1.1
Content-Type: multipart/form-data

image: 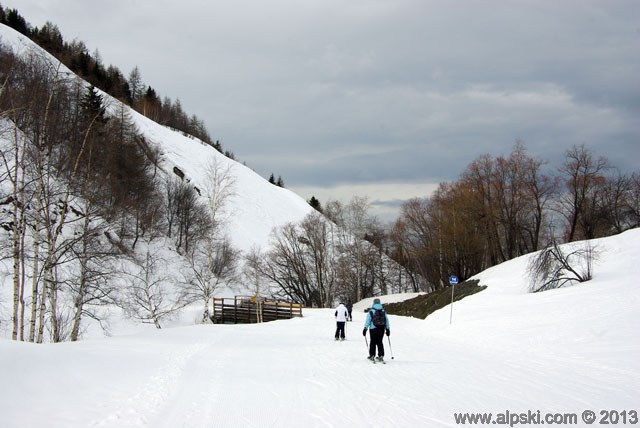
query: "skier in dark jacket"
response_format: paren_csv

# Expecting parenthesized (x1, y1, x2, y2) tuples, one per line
(362, 298, 390, 362)
(346, 300, 353, 321)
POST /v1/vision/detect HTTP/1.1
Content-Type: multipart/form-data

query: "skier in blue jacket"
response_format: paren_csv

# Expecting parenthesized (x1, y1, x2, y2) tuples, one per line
(362, 298, 390, 362)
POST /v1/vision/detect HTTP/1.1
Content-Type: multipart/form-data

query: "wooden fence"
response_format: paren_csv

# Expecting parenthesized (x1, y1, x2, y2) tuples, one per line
(212, 296, 303, 324)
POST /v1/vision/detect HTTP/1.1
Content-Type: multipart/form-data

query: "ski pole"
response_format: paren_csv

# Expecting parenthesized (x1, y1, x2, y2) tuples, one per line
(387, 335, 394, 359)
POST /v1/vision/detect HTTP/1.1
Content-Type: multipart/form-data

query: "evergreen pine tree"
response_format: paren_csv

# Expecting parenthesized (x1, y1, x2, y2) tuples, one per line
(308, 196, 323, 213)
(128, 66, 144, 105)
(82, 85, 107, 123)
(4, 8, 29, 35)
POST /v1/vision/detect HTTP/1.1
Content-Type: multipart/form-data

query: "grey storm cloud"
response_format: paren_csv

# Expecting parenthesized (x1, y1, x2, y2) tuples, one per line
(5, 0, 640, 219)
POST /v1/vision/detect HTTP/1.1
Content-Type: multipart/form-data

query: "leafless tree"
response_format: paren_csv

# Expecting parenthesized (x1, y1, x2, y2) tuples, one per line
(521, 152, 559, 251)
(393, 181, 487, 290)
(242, 246, 267, 299)
(599, 171, 640, 234)
(202, 157, 236, 231)
(261, 205, 340, 308)
(119, 241, 188, 329)
(263, 222, 317, 306)
(0, 47, 83, 342)
(0, 118, 31, 341)
(558, 144, 610, 241)
(527, 239, 597, 293)
(387, 219, 425, 292)
(391, 198, 436, 289)
(182, 235, 240, 323)
(626, 172, 640, 228)
(164, 177, 211, 254)
(298, 212, 336, 307)
(179, 157, 238, 322)
(66, 196, 120, 341)
(324, 196, 377, 302)
(461, 143, 556, 264)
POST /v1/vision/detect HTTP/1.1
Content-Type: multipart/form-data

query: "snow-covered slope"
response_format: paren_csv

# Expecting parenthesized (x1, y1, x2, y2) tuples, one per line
(425, 229, 640, 353)
(1, 230, 638, 427)
(0, 23, 314, 254)
(120, 104, 314, 253)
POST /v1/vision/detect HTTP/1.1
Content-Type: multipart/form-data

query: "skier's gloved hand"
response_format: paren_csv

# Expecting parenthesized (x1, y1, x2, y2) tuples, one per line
(385, 329, 390, 336)
(362, 328, 367, 336)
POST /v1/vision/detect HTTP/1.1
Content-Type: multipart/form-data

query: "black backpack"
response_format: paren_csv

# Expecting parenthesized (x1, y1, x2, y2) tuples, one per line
(371, 308, 386, 328)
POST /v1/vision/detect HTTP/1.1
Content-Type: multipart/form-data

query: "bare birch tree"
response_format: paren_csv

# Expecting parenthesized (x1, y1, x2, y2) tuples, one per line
(181, 158, 237, 322)
(182, 235, 240, 322)
(66, 195, 119, 341)
(120, 242, 188, 329)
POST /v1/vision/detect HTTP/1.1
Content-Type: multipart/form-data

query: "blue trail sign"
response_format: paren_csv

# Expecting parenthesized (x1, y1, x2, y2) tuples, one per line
(448, 275, 459, 323)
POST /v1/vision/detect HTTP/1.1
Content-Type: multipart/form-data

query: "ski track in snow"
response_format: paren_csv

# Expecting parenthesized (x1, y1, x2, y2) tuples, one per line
(84, 316, 459, 428)
(88, 340, 212, 428)
(1, 304, 638, 428)
(145, 339, 229, 428)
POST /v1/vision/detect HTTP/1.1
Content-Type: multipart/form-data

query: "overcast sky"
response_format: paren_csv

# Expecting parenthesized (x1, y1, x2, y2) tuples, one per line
(4, 0, 640, 221)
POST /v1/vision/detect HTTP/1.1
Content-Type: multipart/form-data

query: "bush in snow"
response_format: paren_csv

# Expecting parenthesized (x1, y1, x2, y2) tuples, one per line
(527, 239, 598, 293)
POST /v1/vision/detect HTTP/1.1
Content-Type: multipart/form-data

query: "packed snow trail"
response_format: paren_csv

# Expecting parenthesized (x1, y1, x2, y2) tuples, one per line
(2, 305, 638, 428)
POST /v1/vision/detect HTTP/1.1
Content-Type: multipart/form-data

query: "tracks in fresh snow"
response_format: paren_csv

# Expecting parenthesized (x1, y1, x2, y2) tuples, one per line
(88, 338, 216, 428)
(77, 308, 639, 428)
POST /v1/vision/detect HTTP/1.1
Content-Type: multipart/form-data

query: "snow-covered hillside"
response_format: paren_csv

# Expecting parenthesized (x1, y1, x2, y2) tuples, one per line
(1, 229, 638, 427)
(0, 23, 314, 255)
(119, 103, 315, 254)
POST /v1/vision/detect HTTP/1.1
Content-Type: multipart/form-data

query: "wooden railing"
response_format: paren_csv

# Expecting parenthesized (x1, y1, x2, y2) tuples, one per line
(212, 296, 303, 324)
